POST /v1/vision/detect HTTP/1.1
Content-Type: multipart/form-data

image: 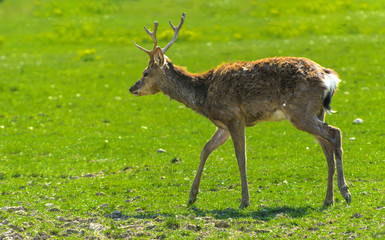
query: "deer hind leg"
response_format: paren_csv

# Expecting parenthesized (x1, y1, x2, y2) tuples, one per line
(315, 136, 335, 205)
(315, 110, 335, 205)
(188, 128, 230, 205)
(328, 125, 351, 204)
(288, 112, 351, 205)
(226, 120, 249, 208)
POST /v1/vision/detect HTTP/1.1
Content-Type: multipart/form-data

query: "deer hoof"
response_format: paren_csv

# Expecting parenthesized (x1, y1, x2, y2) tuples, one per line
(339, 185, 351, 204)
(188, 191, 198, 206)
(188, 197, 197, 206)
(344, 192, 352, 204)
(323, 199, 334, 206)
(239, 200, 250, 209)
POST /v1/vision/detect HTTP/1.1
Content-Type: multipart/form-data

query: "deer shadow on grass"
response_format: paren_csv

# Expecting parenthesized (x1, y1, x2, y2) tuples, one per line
(190, 205, 314, 221)
(123, 205, 314, 222)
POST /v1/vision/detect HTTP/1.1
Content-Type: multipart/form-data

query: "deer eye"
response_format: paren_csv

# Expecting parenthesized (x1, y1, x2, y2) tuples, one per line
(143, 72, 149, 78)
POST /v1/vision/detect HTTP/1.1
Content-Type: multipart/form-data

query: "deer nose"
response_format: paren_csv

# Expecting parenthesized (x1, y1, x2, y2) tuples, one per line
(129, 86, 140, 96)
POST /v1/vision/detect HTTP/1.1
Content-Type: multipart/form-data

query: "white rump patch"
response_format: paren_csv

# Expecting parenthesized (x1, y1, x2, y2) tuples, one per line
(322, 73, 341, 98)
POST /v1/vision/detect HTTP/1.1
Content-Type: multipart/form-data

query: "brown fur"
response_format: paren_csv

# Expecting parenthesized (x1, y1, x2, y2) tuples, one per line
(130, 14, 351, 208)
(206, 57, 327, 126)
(154, 57, 329, 127)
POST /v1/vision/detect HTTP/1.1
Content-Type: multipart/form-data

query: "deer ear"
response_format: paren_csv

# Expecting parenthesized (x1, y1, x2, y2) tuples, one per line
(153, 47, 165, 66)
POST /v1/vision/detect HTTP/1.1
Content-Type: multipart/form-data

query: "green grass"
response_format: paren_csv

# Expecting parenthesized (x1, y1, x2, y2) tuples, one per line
(1, 0, 385, 238)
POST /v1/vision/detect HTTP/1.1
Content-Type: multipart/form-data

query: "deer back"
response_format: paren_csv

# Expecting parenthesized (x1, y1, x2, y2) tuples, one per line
(205, 57, 331, 126)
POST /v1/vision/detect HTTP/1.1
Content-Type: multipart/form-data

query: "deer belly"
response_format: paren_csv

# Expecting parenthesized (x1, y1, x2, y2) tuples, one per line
(268, 110, 286, 121)
(246, 109, 286, 126)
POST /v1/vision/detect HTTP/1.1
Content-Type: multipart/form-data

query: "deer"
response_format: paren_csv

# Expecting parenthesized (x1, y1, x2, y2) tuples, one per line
(129, 13, 351, 208)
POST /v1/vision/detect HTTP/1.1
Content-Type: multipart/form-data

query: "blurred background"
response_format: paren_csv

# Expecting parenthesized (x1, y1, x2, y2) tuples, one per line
(1, 0, 385, 185)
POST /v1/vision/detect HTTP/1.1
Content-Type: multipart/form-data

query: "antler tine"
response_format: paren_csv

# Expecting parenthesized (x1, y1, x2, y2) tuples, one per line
(144, 21, 158, 52)
(134, 41, 151, 56)
(134, 21, 159, 57)
(162, 12, 185, 54)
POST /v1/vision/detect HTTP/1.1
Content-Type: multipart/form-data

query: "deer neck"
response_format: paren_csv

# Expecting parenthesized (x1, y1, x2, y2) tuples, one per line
(160, 61, 212, 114)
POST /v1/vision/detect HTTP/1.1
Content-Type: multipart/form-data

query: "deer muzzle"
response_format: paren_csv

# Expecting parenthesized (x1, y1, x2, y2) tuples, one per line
(129, 79, 143, 96)
(129, 85, 141, 96)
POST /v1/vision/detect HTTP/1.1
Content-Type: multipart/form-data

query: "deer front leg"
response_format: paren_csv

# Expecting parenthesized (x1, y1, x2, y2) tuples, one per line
(227, 120, 249, 208)
(188, 128, 230, 205)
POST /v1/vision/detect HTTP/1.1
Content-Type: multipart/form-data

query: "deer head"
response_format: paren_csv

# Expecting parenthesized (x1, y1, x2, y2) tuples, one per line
(130, 13, 185, 96)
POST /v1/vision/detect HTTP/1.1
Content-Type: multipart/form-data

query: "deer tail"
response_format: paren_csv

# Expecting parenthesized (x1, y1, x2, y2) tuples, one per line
(322, 68, 341, 114)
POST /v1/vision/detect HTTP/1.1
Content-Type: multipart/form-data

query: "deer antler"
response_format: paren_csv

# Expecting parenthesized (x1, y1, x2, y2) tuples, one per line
(162, 12, 185, 54)
(134, 13, 185, 58)
(134, 21, 159, 58)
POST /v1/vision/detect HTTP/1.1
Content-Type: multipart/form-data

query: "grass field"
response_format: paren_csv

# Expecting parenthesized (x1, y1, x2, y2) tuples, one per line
(1, 0, 385, 238)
